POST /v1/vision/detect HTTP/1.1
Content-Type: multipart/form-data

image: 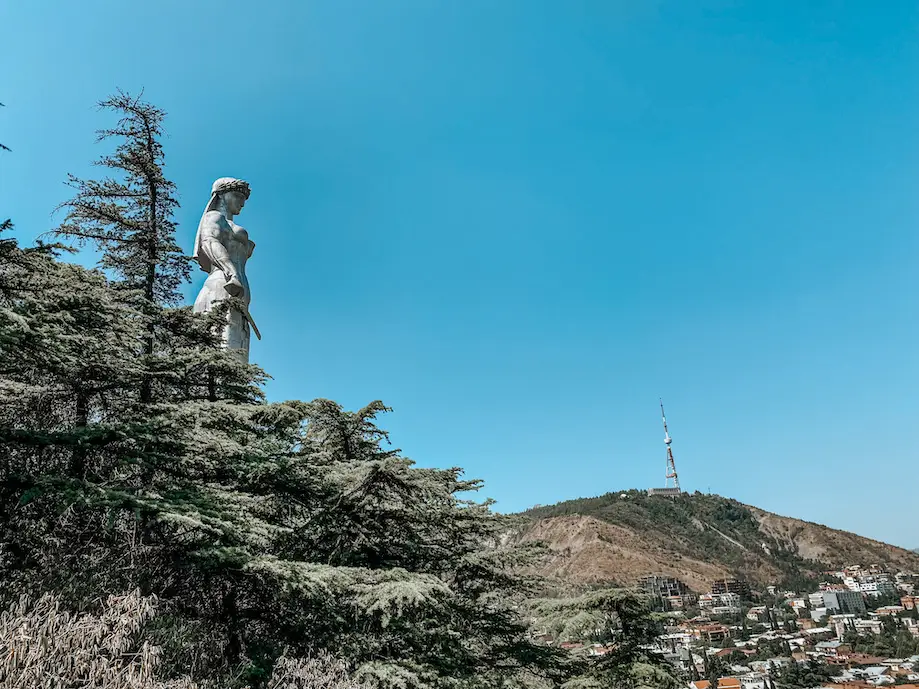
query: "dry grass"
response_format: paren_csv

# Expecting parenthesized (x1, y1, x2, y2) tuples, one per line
(0, 590, 197, 688)
(0, 591, 364, 689)
(267, 653, 365, 689)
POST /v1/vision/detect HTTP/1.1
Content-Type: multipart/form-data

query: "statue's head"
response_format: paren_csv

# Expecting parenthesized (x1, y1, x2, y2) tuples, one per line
(212, 177, 251, 215)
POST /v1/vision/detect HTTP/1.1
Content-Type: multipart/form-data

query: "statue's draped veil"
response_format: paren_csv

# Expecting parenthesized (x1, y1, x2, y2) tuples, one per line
(192, 177, 251, 274)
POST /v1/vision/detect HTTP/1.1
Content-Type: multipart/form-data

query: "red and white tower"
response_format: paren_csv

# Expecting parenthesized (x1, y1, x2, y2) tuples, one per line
(660, 400, 681, 492)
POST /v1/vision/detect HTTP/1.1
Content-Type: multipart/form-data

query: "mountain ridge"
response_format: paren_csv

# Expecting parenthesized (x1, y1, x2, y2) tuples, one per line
(512, 490, 919, 592)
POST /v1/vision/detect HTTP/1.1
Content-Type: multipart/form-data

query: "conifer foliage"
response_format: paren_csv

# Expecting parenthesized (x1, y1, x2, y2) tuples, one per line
(0, 95, 678, 689)
(53, 90, 187, 305)
(530, 589, 682, 689)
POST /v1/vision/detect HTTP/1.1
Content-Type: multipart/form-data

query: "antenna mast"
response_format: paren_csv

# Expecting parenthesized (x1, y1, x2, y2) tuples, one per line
(660, 399, 681, 492)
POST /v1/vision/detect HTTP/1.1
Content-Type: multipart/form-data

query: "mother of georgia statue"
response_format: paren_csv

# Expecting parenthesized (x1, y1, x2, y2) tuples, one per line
(192, 177, 260, 362)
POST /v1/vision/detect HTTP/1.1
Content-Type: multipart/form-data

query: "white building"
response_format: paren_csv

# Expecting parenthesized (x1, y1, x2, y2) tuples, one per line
(712, 605, 742, 615)
(699, 592, 742, 609)
(788, 598, 808, 611)
(846, 576, 899, 597)
(747, 606, 767, 621)
(718, 592, 742, 607)
(854, 618, 884, 636)
(810, 606, 829, 622)
(830, 614, 858, 639)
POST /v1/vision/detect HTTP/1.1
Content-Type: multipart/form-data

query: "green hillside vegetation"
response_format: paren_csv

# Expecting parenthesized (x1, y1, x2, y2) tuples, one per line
(522, 490, 826, 590)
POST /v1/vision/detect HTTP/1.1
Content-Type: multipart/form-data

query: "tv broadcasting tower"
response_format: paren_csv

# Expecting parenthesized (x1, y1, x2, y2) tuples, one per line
(660, 400, 681, 492)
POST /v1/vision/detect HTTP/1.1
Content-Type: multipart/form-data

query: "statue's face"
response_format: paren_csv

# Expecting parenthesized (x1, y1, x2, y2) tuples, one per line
(224, 191, 247, 215)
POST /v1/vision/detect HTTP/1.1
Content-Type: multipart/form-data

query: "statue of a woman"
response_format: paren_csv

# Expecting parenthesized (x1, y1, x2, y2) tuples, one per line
(192, 177, 259, 362)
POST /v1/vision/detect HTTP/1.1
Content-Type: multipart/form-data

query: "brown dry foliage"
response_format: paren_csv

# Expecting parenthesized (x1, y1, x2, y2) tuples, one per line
(266, 653, 365, 689)
(0, 591, 364, 689)
(0, 590, 197, 689)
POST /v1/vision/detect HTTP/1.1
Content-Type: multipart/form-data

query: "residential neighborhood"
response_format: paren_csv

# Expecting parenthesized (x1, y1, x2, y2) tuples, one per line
(534, 566, 919, 688)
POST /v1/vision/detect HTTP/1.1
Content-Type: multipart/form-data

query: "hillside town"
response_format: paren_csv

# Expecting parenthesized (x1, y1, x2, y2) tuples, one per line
(535, 565, 919, 688)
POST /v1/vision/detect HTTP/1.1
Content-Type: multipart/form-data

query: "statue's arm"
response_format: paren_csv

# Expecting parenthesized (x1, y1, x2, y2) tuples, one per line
(199, 215, 242, 294)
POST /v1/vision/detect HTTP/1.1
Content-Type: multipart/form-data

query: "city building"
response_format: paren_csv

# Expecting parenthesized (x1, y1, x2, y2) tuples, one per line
(810, 606, 829, 622)
(689, 679, 742, 689)
(874, 605, 905, 616)
(700, 592, 741, 609)
(663, 593, 697, 610)
(830, 614, 859, 639)
(721, 592, 741, 604)
(712, 578, 750, 597)
(690, 623, 731, 644)
(815, 640, 847, 656)
(639, 575, 692, 598)
(788, 598, 808, 612)
(638, 575, 698, 610)
(854, 619, 884, 635)
(859, 580, 899, 597)
(823, 590, 866, 615)
(747, 606, 767, 621)
(712, 605, 742, 616)
(809, 592, 827, 609)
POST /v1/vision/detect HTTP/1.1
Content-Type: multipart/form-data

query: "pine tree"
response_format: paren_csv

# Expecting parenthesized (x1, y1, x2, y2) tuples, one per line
(230, 398, 575, 687)
(51, 90, 189, 404)
(52, 90, 186, 305)
(1, 93, 271, 661)
(704, 651, 725, 688)
(530, 589, 682, 688)
(688, 656, 701, 682)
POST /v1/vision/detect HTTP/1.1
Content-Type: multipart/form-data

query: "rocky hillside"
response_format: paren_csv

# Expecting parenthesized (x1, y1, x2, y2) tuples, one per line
(512, 491, 919, 593)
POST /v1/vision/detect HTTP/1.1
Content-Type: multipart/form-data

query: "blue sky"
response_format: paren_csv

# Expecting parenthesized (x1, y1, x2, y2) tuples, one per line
(2, 1, 917, 548)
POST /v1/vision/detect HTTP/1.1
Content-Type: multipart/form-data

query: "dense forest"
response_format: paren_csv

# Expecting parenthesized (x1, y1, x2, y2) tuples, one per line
(0, 95, 681, 688)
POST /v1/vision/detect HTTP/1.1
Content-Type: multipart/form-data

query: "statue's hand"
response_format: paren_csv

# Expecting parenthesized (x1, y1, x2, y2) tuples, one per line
(225, 275, 244, 297)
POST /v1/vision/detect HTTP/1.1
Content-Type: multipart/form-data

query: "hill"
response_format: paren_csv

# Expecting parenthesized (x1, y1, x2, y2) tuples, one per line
(512, 491, 919, 593)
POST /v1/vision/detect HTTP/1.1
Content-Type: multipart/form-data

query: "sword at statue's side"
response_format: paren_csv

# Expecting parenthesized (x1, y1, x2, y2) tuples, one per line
(242, 307, 261, 341)
(223, 279, 261, 341)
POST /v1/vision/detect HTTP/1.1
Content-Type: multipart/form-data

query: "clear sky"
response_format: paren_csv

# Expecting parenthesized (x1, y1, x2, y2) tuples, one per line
(2, 1, 917, 548)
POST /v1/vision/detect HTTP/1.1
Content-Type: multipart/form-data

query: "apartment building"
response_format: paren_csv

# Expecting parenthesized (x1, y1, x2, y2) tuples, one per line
(823, 590, 866, 614)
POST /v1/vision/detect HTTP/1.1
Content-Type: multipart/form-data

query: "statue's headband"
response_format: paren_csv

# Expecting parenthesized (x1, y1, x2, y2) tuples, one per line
(211, 177, 251, 199)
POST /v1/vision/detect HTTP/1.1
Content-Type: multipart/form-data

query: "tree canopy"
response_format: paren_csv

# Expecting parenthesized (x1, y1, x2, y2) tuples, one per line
(0, 93, 681, 689)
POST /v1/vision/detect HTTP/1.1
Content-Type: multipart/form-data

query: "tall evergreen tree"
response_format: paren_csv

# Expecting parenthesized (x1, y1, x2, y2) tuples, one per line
(53, 90, 186, 305)
(51, 90, 189, 403)
(688, 656, 700, 683)
(704, 652, 725, 689)
(530, 589, 682, 688)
